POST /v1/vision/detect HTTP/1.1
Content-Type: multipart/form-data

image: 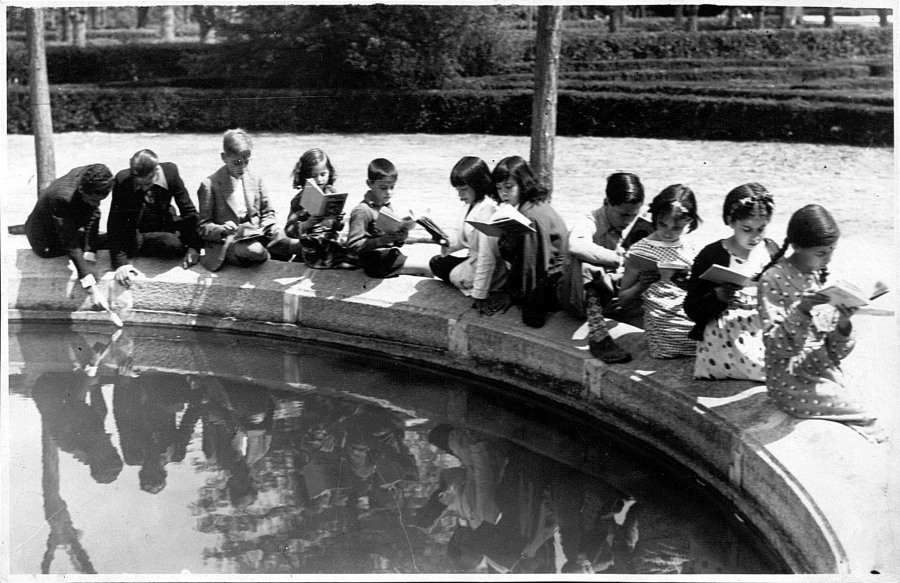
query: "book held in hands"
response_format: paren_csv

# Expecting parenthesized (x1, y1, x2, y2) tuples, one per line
(818, 280, 889, 309)
(375, 206, 417, 235)
(699, 264, 753, 287)
(657, 261, 690, 281)
(299, 179, 348, 218)
(408, 210, 449, 245)
(466, 205, 536, 237)
(623, 253, 658, 273)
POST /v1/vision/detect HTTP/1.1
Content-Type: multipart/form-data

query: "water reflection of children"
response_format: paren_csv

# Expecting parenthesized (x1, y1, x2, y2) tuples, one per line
(419, 424, 633, 574)
(199, 378, 276, 509)
(33, 370, 123, 485)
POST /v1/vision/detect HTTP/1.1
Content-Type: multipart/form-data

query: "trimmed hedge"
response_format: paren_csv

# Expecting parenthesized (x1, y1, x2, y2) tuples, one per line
(511, 26, 893, 61)
(8, 26, 892, 87)
(7, 85, 891, 146)
(500, 57, 894, 76)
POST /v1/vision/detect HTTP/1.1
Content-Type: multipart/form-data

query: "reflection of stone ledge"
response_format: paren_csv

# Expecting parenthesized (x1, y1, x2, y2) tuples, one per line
(5, 248, 892, 575)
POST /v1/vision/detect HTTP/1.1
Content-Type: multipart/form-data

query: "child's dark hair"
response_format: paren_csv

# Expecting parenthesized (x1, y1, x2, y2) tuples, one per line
(368, 158, 397, 182)
(491, 155, 549, 204)
(292, 148, 337, 189)
(723, 182, 774, 224)
(606, 172, 644, 206)
(450, 156, 497, 203)
(80, 164, 115, 197)
(755, 204, 840, 282)
(648, 184, 700, 233)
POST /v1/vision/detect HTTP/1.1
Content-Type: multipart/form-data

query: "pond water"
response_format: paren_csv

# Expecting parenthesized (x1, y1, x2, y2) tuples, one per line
(7, 322, 785, 575)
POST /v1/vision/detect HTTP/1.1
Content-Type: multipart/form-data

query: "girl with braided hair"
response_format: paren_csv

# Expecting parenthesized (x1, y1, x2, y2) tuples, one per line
(686, 183, 779, 380)
(756, 204, 884, 441)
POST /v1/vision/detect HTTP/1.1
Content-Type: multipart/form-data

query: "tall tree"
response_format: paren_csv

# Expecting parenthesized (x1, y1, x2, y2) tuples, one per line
(685, 5, 699, 31)
(192, 6, 218, 44)
(25, 7, 56, 195)
(136, 6, 150, 29)
(877, 9, 889, 27)
(161, 6, 176, 42)
(530, 6, 562, 194)
(824, 8, 835, 28)
(71, 8, 87, 47)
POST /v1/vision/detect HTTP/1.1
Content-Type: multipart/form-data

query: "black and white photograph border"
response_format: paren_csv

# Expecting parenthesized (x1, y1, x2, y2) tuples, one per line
(2, 0, 898, 580)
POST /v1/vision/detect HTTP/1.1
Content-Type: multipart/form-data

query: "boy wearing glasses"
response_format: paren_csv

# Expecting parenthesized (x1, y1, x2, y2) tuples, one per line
(197, 129, 297, 270)
(108, 149, 202, 286)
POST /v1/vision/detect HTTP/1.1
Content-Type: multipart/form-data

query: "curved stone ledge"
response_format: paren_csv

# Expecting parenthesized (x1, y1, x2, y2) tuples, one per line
(5, 248, 894, 574)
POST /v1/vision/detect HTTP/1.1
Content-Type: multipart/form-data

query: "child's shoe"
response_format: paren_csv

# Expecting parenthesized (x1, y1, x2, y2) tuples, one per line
(589, 336, 632, 364)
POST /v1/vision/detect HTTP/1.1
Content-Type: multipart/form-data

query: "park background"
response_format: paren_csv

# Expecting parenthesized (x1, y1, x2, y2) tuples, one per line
(2, 3, 899, 574)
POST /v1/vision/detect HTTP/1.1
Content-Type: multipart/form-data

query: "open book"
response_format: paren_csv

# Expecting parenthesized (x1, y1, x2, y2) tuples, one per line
(375, 206, 417, 235)
(699, 264, 753, 287)
(408, 210, 449, 246)
(657, 261, 690, 281)
(466, 205, 535, 237)
(299, 179, 348, 218)
(819, 280, 890, 309)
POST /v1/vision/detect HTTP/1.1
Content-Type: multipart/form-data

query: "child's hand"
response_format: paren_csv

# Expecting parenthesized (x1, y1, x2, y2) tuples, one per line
(670, 270, 690, 289)
(221, 220, 238, 238)
(391, 227, 409, 244)
(715, 283, 742, 303)
(835, 304, 857, 335)
(796, 291, 830, 315)
(637, 270, 661, 287)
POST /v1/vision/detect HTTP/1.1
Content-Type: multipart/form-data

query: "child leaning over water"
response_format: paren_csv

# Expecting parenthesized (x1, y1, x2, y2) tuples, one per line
(284, 148, 351, 269)
(756, 204, 885, 442)
(685, 183, 778, 380)
(619, 185, 700, 359)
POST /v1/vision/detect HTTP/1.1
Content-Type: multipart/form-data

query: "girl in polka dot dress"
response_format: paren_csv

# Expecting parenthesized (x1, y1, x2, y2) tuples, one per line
(756, 204, 883, 440)
(619, 185, 700, 359)
(686, 183, 779, 381)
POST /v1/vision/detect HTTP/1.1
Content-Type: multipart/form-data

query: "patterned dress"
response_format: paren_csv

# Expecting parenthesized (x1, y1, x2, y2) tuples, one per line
(757, 261, 875, 425)
(627, 238, 698, 358)
(693, 242, 771, 381)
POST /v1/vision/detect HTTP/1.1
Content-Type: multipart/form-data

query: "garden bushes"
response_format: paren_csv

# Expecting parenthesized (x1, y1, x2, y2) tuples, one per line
(8, 85, 891, 146)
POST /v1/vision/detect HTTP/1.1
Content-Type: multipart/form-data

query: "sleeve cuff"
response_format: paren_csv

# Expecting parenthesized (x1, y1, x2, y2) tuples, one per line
(80, 274, 97, 289)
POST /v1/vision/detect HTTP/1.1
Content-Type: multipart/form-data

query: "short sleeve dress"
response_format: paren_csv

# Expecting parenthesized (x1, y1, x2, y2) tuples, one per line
(692, 241, 771, 381)
(757, 261, 875, 425)
(627, 237, 698, 359)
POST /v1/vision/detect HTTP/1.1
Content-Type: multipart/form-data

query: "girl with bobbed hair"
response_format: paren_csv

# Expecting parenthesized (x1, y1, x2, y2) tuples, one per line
(490, 156, 568, 327)
(429, 156, 508, 304)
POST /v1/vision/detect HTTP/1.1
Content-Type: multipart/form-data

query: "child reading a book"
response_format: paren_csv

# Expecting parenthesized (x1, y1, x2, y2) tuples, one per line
(491, 156, 568, 328)
(619, 185, 700, 359)
(284, 148, 351, 269)
(429, 156, 508, 310)
(563, 172, 646, 364)
(346, 158, 430, 278)
(197, 129, 297, 270)
(756, 204, 884, 441)
(685, 183, 779, 380)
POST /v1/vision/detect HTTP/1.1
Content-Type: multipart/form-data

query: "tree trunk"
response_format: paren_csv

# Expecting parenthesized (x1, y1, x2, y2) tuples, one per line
(192, 6, 217, 44)
(161, 6, 176, 42)
(780, 6, 803, 28)
(877, 9, 889, 27)
(61, 8, 72, 43)
(824, 8, 835, 28)
(685, 5, 699, 31)
(71, 9, 87, 47)
(674, 5, 684, 27)
(136, 6, 150, 29)
(25, 7, 56, 196)
(530, 6, 562, 195)
(726, 7, 738, 28)
(608, 6, 625, 33)
(753, 7, 765, 29)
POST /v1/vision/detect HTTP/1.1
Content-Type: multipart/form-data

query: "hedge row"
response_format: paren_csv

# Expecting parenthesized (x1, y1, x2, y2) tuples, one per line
(511, 26, 893, 61)
(456, 80, 891, 107)
(457, 64, 875, 88)
(8, 26, 892, 87)
(8, 85, 891, 146)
